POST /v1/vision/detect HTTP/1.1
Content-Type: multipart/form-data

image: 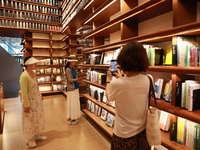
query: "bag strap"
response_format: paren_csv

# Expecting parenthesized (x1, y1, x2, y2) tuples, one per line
(147, 75, 157, 108)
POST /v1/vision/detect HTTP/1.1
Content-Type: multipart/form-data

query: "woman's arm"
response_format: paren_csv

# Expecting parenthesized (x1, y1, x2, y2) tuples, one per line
(20, 73, 31, 108)
(65, 68, 83, 83)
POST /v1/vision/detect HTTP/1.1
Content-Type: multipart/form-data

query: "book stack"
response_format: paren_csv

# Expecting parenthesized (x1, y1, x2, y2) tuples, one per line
(175, 80, 200, 111)
(172, 36, 200, 67)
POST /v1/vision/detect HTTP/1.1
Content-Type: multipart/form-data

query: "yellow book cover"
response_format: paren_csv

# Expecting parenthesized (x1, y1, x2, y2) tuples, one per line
(177, 117, 186, 144)
(164, 44, 172, 65)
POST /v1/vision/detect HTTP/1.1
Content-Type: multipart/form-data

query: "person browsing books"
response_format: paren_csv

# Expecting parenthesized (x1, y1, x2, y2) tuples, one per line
(19, 56, 47, 148)
(65, 55, 84, 125)
(106, 41, 151, 150)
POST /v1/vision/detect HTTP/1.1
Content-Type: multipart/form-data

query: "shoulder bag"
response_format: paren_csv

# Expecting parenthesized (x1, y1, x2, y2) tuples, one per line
(146, 76, 162, 146)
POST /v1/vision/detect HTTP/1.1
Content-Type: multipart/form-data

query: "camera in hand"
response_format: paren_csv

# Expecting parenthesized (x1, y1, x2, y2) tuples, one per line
(110, 60, 117, 75)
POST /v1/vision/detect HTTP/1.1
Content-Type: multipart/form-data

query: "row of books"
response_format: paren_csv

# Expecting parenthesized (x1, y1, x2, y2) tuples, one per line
(0, 19, 62, 31)
(170, 117, 200, 150)
(86, 70, 107, 85)
(87, 100, 115, 128)
(37, 75, 64, 83)
(172, 36, 200, 67)
(89, 85, 115, 107)
(175, 80, 200, 111)
(86, 48, 120, 65)
(0, 0, 61, 7)
(36, 67, 65, 74)
(39, 84, 66, 92)
(1, 3, 61, 15)
(144, 45, 164, 66)
(37, 59, 66, 65)
(0, 10, 61, 23)
(62, 0, 89, 28)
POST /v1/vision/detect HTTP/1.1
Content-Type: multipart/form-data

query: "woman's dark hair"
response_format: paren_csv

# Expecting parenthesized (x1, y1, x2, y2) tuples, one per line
(117, 41, 149, 72)
(65, 62, 70, 70)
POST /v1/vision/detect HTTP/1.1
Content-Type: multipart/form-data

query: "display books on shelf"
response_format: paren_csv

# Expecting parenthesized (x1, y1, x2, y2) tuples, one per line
(94, 105, 99, 116)
(159, 111, 170, 131)
(175, 81, 184, 107)
(100, 109, 108, 121)
(103, 51, 114, 65)
(106, 113, 115, 127)
(87, 100, 92, 111)
(164, 44, 172, 66)
(176, 117, 186, 144)
(154, 78, 164, 99)
(90, 102, 95, 113)
(187, 83, 200, 111)
(184, 80, 200, 110)
(172, 36, 197, 67)
(170, 122, 177, 141)
(162, 79, 172, 102)
(97, 107, 102, 116)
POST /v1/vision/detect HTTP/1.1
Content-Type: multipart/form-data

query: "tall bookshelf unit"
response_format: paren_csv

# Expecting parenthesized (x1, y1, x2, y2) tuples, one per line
(0, 0, 200, 149)
(61, 0, 200, 150)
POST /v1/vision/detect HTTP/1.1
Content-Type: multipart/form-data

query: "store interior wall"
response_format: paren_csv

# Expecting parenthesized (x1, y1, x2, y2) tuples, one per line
(0, 46, 23, 98)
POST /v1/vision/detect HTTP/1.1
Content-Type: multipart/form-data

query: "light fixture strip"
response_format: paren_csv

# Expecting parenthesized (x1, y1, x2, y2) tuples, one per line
(84, 0, 117, 24)
(84, 0, 166, 38)
(83, 0, 94, 10)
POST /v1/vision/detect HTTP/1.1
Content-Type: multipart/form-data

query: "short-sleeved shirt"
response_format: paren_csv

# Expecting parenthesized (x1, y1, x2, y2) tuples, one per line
(108, 74, 150, 138)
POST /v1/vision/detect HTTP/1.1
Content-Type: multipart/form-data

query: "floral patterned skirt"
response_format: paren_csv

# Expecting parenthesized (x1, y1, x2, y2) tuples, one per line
(111, 130, 150, 150)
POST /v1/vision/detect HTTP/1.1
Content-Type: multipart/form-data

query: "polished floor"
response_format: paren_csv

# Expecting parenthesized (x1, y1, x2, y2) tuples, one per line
(0, 94, 111, 150)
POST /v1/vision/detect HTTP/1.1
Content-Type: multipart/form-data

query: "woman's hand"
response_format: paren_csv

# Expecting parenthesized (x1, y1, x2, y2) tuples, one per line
(24, 107, 31, 114)
(113, 69, 123, 79)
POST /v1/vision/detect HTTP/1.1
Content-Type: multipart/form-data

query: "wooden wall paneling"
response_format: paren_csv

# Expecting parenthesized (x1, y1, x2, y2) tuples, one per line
(120, 0, 138, 14)
(121, 20, 138, 40)
(93, 36, 104, 47)
(173, 0, 197, 27)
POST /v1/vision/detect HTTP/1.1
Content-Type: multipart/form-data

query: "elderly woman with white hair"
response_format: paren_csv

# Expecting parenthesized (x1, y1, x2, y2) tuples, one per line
(65, 55, 84, 125)
(20, 56, 47, 148)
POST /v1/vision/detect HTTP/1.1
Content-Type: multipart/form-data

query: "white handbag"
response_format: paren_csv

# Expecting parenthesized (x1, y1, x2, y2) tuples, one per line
(146, 76, 162, 146)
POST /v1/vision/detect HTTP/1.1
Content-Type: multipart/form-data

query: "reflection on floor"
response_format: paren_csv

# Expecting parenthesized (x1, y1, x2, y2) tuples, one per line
(0, 94, 111, 150)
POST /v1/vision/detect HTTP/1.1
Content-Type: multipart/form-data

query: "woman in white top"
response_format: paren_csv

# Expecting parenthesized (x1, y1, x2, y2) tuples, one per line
(106, 42, 151, 150)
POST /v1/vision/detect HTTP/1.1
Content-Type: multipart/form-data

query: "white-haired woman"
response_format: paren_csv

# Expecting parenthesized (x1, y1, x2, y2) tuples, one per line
(20, 56, 47, 148)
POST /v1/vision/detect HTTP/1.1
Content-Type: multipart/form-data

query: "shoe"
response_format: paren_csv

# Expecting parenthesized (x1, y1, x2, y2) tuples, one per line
(35, 134, 47, 141)
(68, 120, 77, 125)
(27, 139, 37, 148)
(75, 119, 79, 123)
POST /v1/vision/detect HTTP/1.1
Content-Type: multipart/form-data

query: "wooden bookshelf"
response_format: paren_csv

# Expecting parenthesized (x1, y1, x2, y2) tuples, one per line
(82, 109, 113, 137)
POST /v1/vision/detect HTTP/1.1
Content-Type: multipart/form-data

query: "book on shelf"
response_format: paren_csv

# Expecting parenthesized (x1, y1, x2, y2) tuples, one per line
(192, 88, 200, 111)
(159, 111, 170, 131)
(97, 107, 102, 116)
(170, 122, 177, 141)
(185, 80, 200, 110)
(94, 105, 99, 116)
(100, 109, 108, 121)
(175, 81, 184, 107)
(106, 113, 115, 127)
(162, 79, 172, 102)
(86, 100, 91, 111)
(90, 102, 95, 113)
(154, 78, 164, 99)
(176, 117, 186, 144)
(164, 44, 173, 66)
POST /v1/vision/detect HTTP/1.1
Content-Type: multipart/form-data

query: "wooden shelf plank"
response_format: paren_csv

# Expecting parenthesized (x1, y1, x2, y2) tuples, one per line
(82, 94, 115, 115)
(82, 80, 106, 89)
(78, 64, 200, 75)
(82, 21, 200, 53)
(82, 109, 113, 137)
(41, 90, 62, 94)
(151, 99, 200, 124)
